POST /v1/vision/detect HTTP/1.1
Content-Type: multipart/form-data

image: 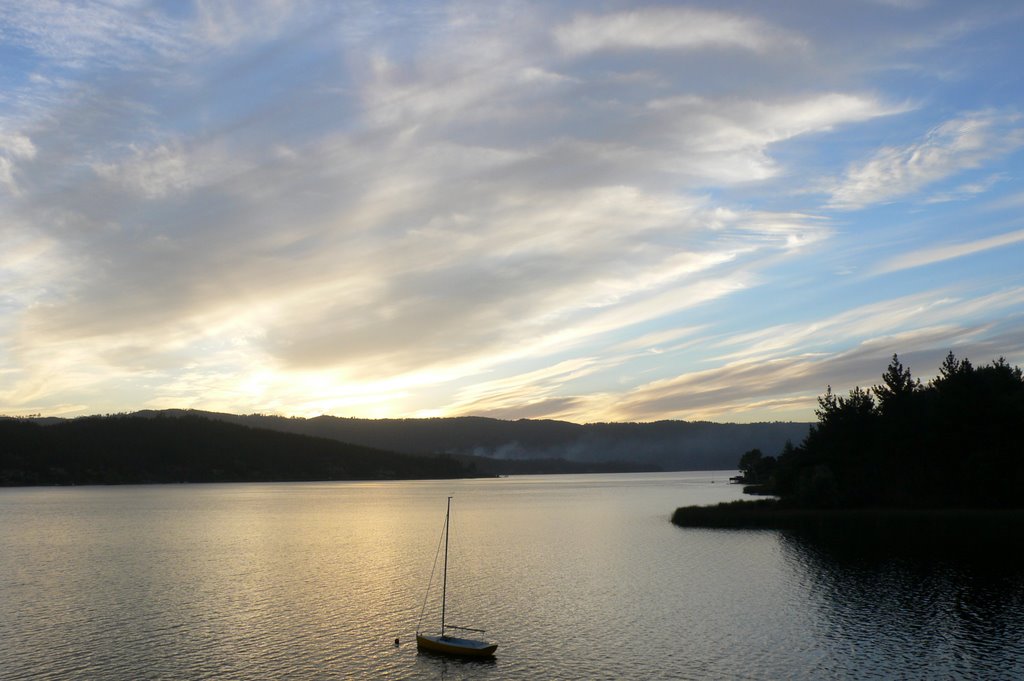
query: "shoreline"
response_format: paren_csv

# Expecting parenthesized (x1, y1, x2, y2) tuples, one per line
(672, 499, 1024, 531)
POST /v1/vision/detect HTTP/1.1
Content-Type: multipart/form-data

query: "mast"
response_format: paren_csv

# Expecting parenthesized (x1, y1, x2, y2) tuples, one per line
(441, 496, 451, 637)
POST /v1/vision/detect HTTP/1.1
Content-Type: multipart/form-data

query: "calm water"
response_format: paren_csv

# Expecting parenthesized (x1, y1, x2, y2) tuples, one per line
(2, 472, 1022, 680)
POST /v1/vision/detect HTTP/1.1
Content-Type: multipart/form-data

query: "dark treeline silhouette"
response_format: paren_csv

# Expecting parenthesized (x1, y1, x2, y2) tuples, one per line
(733, 447, 780, 495)
(755, 353, 1024, 509)
(0, 414, 478, 486)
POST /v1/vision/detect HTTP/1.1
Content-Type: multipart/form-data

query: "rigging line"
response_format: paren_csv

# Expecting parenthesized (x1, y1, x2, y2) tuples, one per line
(416, 505, 448, 634)
(444, 625, 486, 633)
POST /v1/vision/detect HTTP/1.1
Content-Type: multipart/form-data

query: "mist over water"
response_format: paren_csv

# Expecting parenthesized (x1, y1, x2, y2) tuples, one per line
(2, 473, 1022, 680)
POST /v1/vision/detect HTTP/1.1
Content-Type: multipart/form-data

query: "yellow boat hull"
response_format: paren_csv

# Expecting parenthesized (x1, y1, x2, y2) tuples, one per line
(416, 633, 497, 657)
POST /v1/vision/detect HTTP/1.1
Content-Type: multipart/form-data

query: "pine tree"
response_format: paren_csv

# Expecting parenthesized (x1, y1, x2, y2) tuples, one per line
(873, 354, 919, 415)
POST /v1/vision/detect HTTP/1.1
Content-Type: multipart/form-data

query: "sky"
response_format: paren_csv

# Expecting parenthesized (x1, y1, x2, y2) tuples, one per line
(1, 0, 1023, 423)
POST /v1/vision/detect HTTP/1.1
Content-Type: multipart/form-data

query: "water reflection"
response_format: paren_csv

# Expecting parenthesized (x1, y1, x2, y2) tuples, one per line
(6, 476, 1022, 680)
(780, 524, 1024, 678)
(414, 647, 498, 681)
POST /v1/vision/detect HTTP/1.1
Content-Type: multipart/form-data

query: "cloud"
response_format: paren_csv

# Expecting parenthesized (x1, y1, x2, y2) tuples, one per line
(874, 228, 1024, 275)
(3, 1, 1022, 421)
(827, 110, 1024, 209)
(91, 142, 239, 198)
(193, 0, 310, 48)
(0, 1, 189, 68)
(0, 131, 37, 194)
(924, 173, 1007, 204)
(555, 7, 806, 55)
(613, 326, 705, 353)
(644, 93, 904, 183)
(440, 356, 606, 419)
(256, 183, 764, 375)
(983, 190, 1024, 212)
(865, 0, 930, 8)
(599, 305, 1024, 423)
(710, 286, 1024, 367)
(0, 1, 319, 70)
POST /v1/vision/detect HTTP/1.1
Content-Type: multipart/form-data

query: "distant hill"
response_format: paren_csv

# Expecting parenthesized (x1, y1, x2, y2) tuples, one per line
(0, 414, 479, 486)
(4, 411, 810, 484)
(133, 411, 811, 471)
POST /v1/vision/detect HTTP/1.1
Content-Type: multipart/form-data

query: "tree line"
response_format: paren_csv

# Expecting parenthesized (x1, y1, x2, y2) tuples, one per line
(0, 414, 477, 486)
(737, 353, 1024, 509)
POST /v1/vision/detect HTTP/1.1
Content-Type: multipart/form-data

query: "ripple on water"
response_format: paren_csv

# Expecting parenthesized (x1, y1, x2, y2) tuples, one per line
(2, 476, 1023, 680)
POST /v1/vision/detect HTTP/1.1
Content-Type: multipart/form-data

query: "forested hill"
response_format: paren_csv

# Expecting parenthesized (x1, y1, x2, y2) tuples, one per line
(134, 411, 810, 471)
(0, 414, 478, 486)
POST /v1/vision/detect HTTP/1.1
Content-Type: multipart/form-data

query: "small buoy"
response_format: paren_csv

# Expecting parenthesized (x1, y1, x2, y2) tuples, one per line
(394, 637, 400, 646)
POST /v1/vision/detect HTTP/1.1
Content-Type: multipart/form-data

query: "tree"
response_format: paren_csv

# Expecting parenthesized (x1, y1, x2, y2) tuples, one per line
(873, 354, 919, 415)
(936, 351, 972, 384)
(738, 448, 764, 480)
(738, 448, 776, 484)
(778, 385, 881, 507)
(773, 352, 1024, 509)
(814, 385, 876, 426)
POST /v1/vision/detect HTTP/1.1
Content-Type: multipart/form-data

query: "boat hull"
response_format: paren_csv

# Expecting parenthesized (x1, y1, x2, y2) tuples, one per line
(416, 633, 497, 657)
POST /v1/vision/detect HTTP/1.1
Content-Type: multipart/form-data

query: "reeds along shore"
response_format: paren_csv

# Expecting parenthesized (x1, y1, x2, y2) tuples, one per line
(672, 499, 1024, 529)
(672, 499, 1024, 555)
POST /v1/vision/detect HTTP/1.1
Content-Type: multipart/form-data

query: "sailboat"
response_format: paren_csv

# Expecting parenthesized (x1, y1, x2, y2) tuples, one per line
(416, 497, 498, 658)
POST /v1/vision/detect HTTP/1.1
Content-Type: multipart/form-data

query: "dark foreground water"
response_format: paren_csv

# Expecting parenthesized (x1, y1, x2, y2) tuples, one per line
(2, 472, 1022, 680)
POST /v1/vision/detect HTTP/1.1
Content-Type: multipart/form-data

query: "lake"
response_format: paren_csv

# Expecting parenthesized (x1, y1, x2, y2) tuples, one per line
(2, 472, 1022, 679)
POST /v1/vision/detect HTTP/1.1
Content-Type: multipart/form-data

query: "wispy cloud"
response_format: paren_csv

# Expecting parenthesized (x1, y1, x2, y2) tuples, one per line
(866, 0, 930, 9)
(0, 1, 315, 68)
(924, 173, 1007, 204)
(555, 7, 806, 55)
(1, 2, 1023, 421)
(711, 286, 1024, 366)
(598, 288, 1024, 421)
(0, 1, 194, 71)
(0, 130, 36, 194)
(874, 228, 1024, 275)
(983, 190, 1024, 212)
(439, 356, 606, 420)
(90, 141, 241, 198)
(645, 93, 905, 183)
(827, 110, 1024, 209)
